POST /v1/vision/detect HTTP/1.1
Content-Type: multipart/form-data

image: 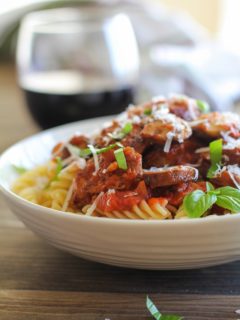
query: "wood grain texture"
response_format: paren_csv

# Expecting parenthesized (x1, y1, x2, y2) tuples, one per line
(1, 291, 240, 320)
(1, 65, 240, 320)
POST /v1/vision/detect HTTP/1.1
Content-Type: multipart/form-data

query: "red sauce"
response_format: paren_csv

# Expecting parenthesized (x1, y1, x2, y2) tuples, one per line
(96, 181, 148, 212)
(166, 181, 207, 206)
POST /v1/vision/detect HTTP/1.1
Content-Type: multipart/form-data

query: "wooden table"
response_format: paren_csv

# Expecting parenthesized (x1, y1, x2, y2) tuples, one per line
(1, 64, 240, 320)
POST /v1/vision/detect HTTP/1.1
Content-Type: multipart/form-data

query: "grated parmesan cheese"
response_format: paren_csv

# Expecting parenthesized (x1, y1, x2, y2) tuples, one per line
(62, 180, 76, 212)
(229, 170, 240, 190)
(163, 131, 174, 153)
(61, 158, 86, 174)
(88, 144, 99, 173)
(226, 165, 240, 189)
(195, 147, 210, 154)
(189, 119, 208, 127)
(85, 192, 104, 216)
(221, 131, 240, 150)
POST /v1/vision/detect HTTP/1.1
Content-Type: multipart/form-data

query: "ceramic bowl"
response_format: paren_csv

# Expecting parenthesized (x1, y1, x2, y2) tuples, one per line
(1, 117, 240, 270)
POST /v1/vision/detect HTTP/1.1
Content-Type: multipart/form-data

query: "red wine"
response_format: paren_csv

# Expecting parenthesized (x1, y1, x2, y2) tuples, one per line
(21, 72, 135, 129)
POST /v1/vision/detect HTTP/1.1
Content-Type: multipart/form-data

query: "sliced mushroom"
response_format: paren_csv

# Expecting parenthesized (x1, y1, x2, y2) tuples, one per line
(141, 114, 192, 144)
(194, 112, 240, 139)
(143, 165, 199, 188)
(143, 139, 204, 169)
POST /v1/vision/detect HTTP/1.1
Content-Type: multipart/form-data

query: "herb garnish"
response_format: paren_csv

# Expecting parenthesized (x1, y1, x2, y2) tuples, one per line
(183, 184, 240, 218)
(196, 99, 210, 113)
(146, 296, 184, 320)
(144, 108, 152, 116)
(12, 165, 27, 174)
(69, 143, 123, 159)
(114, 148, 128, 170)
(207, 139, 223, 178)
(108, 122, 133, 140)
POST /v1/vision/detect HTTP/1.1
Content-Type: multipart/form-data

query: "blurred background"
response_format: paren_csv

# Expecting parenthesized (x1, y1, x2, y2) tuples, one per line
(0, 0, 240, 141)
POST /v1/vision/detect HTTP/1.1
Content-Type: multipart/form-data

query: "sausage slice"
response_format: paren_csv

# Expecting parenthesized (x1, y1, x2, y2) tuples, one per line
(141, 114, 192, 144)
(143, 165, 199, 188)
(194, 112, 240, 139)
(210, 165, 240, 188)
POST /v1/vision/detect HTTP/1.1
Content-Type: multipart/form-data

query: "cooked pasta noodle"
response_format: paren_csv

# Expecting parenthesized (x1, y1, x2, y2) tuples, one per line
(12, 161, 80, 212)
(175, 205, 188, 219)
(82, 199, 173, 220)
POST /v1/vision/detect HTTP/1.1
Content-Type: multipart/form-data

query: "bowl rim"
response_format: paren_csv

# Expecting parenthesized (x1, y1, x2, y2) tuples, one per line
(1, 117, 240, 226)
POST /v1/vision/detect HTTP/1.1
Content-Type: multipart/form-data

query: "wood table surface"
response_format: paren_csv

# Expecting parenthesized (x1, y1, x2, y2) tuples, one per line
(1, 64, 240, 320)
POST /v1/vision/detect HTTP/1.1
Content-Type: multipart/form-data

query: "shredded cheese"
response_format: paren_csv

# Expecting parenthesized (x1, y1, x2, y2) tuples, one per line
(189, 119, 208, 127)
(85, 192, 104, 216)
(62, 180, 76, 212)
(221, 131, 240, 150)
(61, 158, 86, 174)
(229, 170, 240, 190)
(88, 144, 99, 173)
(163, 132, 174, 153)
(227, 165, 240, 189)
(188, 100, 198, 120)
(195, 147, 210, 154)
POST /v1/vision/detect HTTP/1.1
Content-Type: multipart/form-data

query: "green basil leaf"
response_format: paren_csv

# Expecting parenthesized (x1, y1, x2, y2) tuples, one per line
(146, 296, 184, 320)
(55, 157, 63, 178)
(183, 190, 217, 218)
(217, 186, 240, 198)
(122, 122, 133, 134)
(216, 195, 240, 213)
(79, 147, 92, 158)
(78, 144, 118, 158)
(206, 182, 215, 192)
(144, 108, 152, 115)
(207, 139, 223, 178)
(108, 122, 133, 140)
(114, 148, 128, 170)
(12, 165, 27, 174)
(146, 296, 162, 320)
(96, 144, 118, 154)
(196, 99, 210, 113)
(161, 316, 184, 320)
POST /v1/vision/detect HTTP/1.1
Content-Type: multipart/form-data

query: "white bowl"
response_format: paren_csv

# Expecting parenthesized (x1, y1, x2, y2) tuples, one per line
(1, 117, 240, 270)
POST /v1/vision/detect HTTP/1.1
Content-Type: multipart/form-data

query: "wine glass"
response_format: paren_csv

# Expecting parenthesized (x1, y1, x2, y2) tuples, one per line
(17, 7, 139, 129)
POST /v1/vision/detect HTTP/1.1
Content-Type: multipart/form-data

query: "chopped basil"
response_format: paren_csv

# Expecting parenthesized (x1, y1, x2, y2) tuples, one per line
(144, 108, 152, 116)
(95, 144, 118, 155)
(114, 148, 128, 170)
(196, 99, 210, 113)
(12, 165, 27, 174)
(122, 122, 133, 134)
(72, 143, 119, 158)
(183, 185, 240, 218)
(146, 296, 184, 320)
(54, 157, 63, 178)
(79, 147, 92, 158)
(108, 122, 133, 140)
(207, 139, 223, 178)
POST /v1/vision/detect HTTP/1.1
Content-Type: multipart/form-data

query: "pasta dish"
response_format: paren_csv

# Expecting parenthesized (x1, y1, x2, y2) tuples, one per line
(12, 94, 240, 219)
